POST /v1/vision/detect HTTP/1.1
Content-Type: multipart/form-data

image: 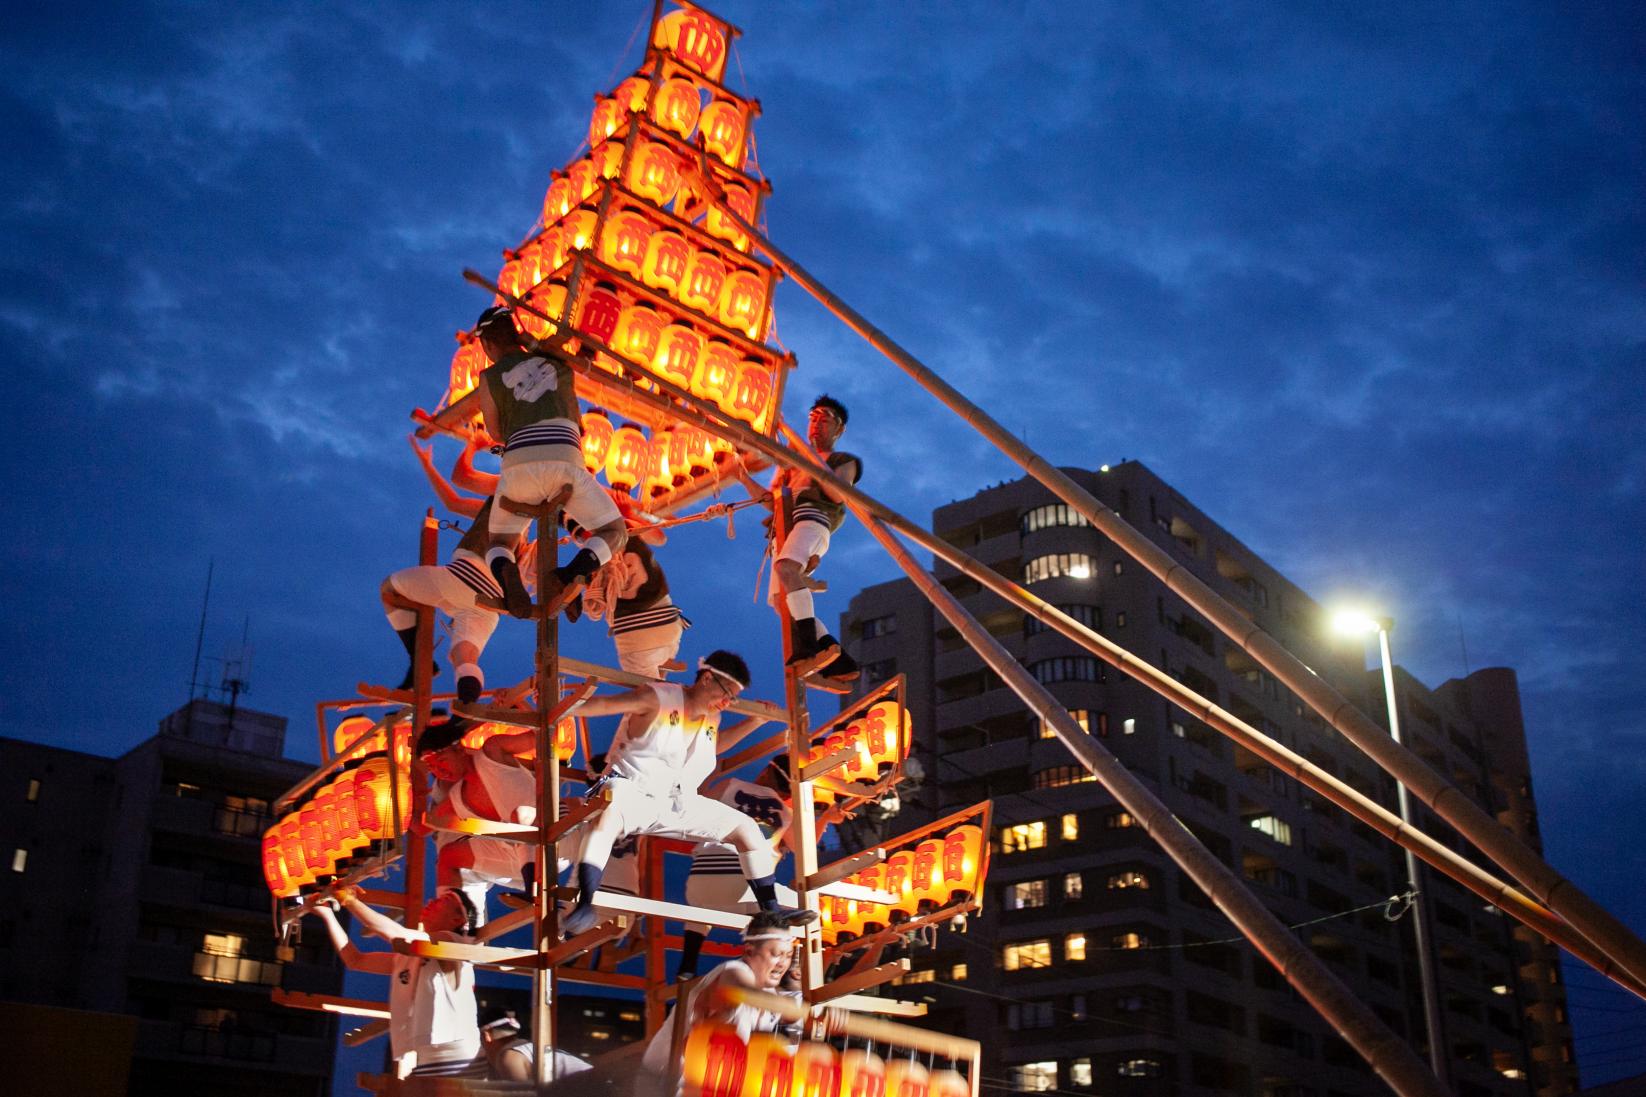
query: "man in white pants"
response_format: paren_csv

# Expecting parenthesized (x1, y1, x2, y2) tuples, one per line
(417, 304, 626, 619)
(559, 651, 814, 936)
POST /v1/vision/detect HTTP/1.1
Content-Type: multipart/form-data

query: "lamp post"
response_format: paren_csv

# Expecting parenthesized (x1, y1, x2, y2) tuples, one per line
(1332, 610, 1448, 1085)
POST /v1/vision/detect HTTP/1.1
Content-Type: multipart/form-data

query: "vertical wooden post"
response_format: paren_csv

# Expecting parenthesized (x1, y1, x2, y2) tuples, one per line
(532, 504, 563, 1091)
(403, 509, 440, 920)
(643, 837, 668, 1036)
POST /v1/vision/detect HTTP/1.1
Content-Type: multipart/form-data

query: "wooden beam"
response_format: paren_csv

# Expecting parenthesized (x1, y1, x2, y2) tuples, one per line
(800, 746, 858, 784)
(807, 848, 884, 891)
(539, 920, 624, 967)
(559, 654, 786, 724)
(344, 1019, 390, 1047)
(271, 989, 391, 1020)
(828, 994, 928, 1018)
(590, 890, 752, 931)
(475, 907, 535, 943)
(808, 960, 908, 1004)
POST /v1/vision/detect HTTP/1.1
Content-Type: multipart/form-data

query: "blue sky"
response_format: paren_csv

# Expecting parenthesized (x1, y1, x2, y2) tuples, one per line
(5, 0, 1644, 1085)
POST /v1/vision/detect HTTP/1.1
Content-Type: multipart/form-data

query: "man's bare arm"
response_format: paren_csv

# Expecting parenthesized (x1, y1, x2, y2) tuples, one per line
(308, 903, 396, 975)
(714, 715, 771, 758)
(572, 686, 660, 720)
(451, 438, 500, 497)
(341, 891, 420, 945)
(410, 436, 484, 518)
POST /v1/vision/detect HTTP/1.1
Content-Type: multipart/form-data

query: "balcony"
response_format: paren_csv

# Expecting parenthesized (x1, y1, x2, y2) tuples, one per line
(134, 1019, 331, 1074)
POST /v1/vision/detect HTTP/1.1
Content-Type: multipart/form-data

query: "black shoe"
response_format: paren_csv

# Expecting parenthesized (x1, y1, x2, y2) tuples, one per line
(540, 568, 589, 619)
(763, 904, 819, 928)
(565, 593, 584, 624)
(489, 557, 534, 618)
(818, 643, 860, 683)
(785, 621, 838, 676)
(562, 904, 601, 936)
(457, 675, 482, 703)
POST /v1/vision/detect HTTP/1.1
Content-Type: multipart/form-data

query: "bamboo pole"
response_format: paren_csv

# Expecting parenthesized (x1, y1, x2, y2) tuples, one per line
(851, 509, 1447, 1097)
(696, 196, 1646, 992)
(470, 269, 1646, 1001)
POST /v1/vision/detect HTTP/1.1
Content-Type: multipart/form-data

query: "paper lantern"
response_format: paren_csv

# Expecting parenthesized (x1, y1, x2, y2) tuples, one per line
(642, 230, 691, 295)
(581, 410, 614, 474)
(691, 340, 740, 408)
(651, 77, 702, 139)
(566, 159, 599, 204)
(595, 139, 625, 181)
(616, 75, 650, 113)
(718, 269, 767, 338)
(710, 431, 736, 466)
(699, 100, 746, 167)
(862, 701, 909, 776)
(854, 864, 889, 935)
(882, 850, 916, 921)
(444, 337, 488, 420)
(278, 818, 310, 889)
(677, 425, 714, 477)
(793, 1043, 842, 1097)
(563, 209, 598, 252)
(589, 96, 626, 148)
(928, 1071, 968, 1097)
(542, 175, 575, 227)
(742, 1033, 793, 1097)
(941, 825, 985, 907)
(606, 425, 648, 492)
(655, 323, 702, 388)
(332, 770, 363, 860)
(600, 210, 656, 278)
(730, 360, 774, 430)
(910, 839, 945, 912)
(262, 826, 291, 897)
(885, 1061, 928, 1097)
(841, 1051, 886, 1097)
(614, 304, 666, 366)
(351, 756, 406, 841)
(680, 251, 727, 313)
(642, 432, 674, 499)
(820, 892, 852, 945)
(519, 281, 568, 341)
(333, 715, 379, 762)
(628, 141, 682, 206)
(314, 784, 345, 869)
(684, 1022, 747, 1097)
(706, 182, 755, 251)
(665, 426, 694, 486)
(654, 8, 729, 82)
(576, 285, 623, 345)
(495, 252, 527, 303)
(298, 802, 329, 882)
(459, 719, 576, 762)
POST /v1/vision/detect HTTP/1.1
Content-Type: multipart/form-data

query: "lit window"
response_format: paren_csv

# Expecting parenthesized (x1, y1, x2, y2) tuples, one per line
(1005, 880, 1048, 910)
(1009, 1062, 1057, 1092)
(1002, 940, 1052, 971)
(1020, 505, 1091, 535)
(10, 849, 26, 873)
(1112, 561, 1123, 576)
(1106, 811, 1136, 829)
(1038, 709, 1091, 740)
(895, 968, 937, 985)
(1107, 871, 1150, 890)
(950, 963, 968, 981)
(1070, 995, 1088, 1021)
(1116, 612, 1127, 628)
(25, 779, 40, 803)
(1064, 872, 1083, 899)
(618, 1010, 641, 1022)
(1032, 765, 1095, 789)
(1061, 814, 1079, 840)
(589, 1029, 611, 1040)
(1001, 822, 1047, 853)
(1065, 933, 1087, 961)
(1122, 718, 1136, 735)
(1070, 1059, 1093, 1087)
(1023, 554, 1097, 585)
(203, 933, 244, 957)
(1111, 931, 1148, 950)
(1490, 984, 1511, 996)
(1118, 1059, 1161, 1078)
(1248, 814, 1293, 846)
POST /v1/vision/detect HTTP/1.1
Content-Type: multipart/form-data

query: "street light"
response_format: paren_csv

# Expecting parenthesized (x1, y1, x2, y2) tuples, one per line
(1332, 608, 1448, 1084)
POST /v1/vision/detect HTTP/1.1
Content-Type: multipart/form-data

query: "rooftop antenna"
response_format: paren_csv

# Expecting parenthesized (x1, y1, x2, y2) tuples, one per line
(220, 615, 254, 727)
(1456, 612, 1471, 677)
(185, 560, 213, 738)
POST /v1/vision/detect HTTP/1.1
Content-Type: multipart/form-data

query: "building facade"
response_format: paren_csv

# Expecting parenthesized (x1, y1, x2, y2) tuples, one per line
(838, 461, 1576, 1097)
(1, 699, 343, 1096)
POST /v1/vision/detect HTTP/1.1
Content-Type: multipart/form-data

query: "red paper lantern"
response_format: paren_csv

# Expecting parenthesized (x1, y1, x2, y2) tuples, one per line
(854, 864, 889, 935)
(655, 323, 702, 388)
(841, 1051, 886, 1097)
(882, 850, 916, 921)
(595, 140, 624, 181)
(680, 251, 727, 313)
(542, 175, 574, 226)
(606, 425, 648, 493)
(793, 1043, 842, 1097)
(600, 210, 656, 278)
(730, 360, 774, 430)
(885, 1062, 928, 1097)
(519, 281, 568, 341)
(665, 427, 693, 486)
(691, 340, 740, 408)
(642, 432, 675, 499)
(684, 1023, 747, 1097)
(495, 252, 525, 303)
(742, 1034, 793, 1097)
(650, 77, 702, 139)
(566, 159, 599, 204)
(262, 826, 291, 897)
(628, 141, 683, 206)
(941, 825, 985, 907)
(718, 269, 767, 338)
(699, 100, 746, 167)
(576, 285, 623, 345)
(298, 802, 329, 881)
(581, 410, 614, 474)
(928, 1071, 968, 1097)
(614, 304, 666, 366)
(910, 839, 945, 912)
(654, 8, 729, 82)
(563, 209, 598, 253)
(677, 426, 714, 477)
(642, 230, 691, 295)
(706, 182, 755, 251)
(589, 96, 626, 148)
(616, 75, 650, 113)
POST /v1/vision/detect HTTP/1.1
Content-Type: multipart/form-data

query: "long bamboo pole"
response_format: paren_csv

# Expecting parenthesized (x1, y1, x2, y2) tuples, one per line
(698, 195, 1646, 990)
(469, 267, 1646, 1002)
(851, 508, 1447, 1097)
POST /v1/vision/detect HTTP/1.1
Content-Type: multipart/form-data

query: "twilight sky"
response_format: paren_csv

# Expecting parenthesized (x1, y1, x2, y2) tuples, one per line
(4, 0, 1644, 1085)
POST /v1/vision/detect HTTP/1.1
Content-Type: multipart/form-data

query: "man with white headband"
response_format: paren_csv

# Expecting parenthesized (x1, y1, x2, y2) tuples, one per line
(558, 650, 817, 936)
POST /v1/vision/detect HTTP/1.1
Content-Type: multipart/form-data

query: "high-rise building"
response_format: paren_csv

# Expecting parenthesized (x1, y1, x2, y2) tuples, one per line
(0, 698, 343, 1096)
(837, 461, 1576, 1097)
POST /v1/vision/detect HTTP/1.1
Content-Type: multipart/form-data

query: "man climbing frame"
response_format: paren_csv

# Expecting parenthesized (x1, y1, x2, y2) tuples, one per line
(417, 304, 627, 620)
(558, 650, 817, 936)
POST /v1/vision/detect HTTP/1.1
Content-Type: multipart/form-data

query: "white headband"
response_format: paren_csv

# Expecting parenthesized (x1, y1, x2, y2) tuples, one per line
(698, 658, 745, 690)
(743, 931, 794, 943)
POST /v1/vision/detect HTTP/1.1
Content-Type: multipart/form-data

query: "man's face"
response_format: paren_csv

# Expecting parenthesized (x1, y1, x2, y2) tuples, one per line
(807, 405, 843, 450)
(748, 938, 792, 988)
(696, 671, 742, 714)
(422, 743, 470, 783)
(421, 891, 469, 934)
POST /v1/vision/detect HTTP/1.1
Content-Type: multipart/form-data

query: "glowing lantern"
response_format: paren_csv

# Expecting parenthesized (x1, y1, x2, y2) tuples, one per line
(684, 1023, 747, 1097)
(589, 96, 626, 148)
(495, 252, 527, 303)
(699, 100, 747, 167)
(680, 252, 727, 313)
(628, 141, 682, 206)
(941, 825, 985, 907)
(314, 784, 345, 868)
(278, 818, 310, 889)
(885, 1062, 928, 1097)
(333, 715, 379, 763)
(444, 337, 488, 420)
(730, 360, 774, 430)
(862, 701, 909, 777)
(595, 140, 625, 181)
(717, 269, 767, 338)
(350, 757, 403, 841)
(677, 426, 714, 477)
(581, 410, 614, 474)
(615, 75, 650, 113)
(841, 1050, 886, 1097)
(606, 425, 648, 493)
(332, 770, 363, 859)
(459, 719, 575, 762)
(710, 431, 736, 466)
(542, 175, 575, 226)
(691, 340, 740, 408)
(651, 77, 702, 139)
(566, 159, 598, 204)
(655, 323, 702, 387)
(910, 839, 945, 912)
(820, 892, 852, 945)
(614, 304, 666, 366)
(564, 209, 598, 252)
(654, 8, 729, 82)
(516, 240, 548, 288)
(706, 183, 755, 251)
(262, 827, 290, 897)
(854, 864, 889, 935)
(928, 1071, 969, 1097)
(600, 211, 656, 278)
(882, 850, 916, 921)
(742, 1033, 793, 1097)
(642, 432, 675, 499)
(642, 230, 691, 295)
(793, 1043, 842, 1097)
(665, 427, 694, 486)
(298, 802, 329, 881)
(519, 281, 568, 341)
(576, 285, 623, 345)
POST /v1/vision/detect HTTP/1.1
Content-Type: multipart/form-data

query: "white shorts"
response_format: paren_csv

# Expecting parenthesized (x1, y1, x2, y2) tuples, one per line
(604, 778, 748, 844)
(775, 520, 830, 569)
(490, 456, 622, 539)
(388, 561, 499, 653)
(453, 836, 532, 890)
(613, 619, 684, 678)
(683, 869, 795, 935)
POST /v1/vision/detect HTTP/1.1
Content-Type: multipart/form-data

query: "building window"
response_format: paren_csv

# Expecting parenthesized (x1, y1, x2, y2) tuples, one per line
(1062, 813, 1080, 840)
(1025, 604, 1101, 638)
(1070, 994, 1088, 1021)
(10, 849, 26, 873)
(1003, 940, 1052, 972)
(1065, 933, 1087, 961)
(1032, 765, 1095, 789)
(860, 614, 898, 639)
(25, 779, 40, 803)
(1005, 880, 1049, 910)
(1116, 611, 1127, 628)
(1000, 821, 1047, 853)
(1107, 871, 1150, 890)
(862, 659, 897, 685)
(950, 963, 968, 981)
(1117, 1059, 1163, 1078)
(1006, 1001, 1056, 1030)
(1023, 554, 1095, 584)
(1111, 931, 1149, 950)
(1029, 656, 1104, 684)
(214, 795, 269, 838)
(1247, 814, 1294, 846)
(894, 968, 937, 985)
(193, 933, 281, 986)
(1038, 709, 1091, 740)
(1021, 505, 1091, 535)
(1064, 872, 1084, 900)
(1070, 1059, 1093, 1087)
(1009, 1062, 1058, 1092)
(1105, 811, 1136, 829)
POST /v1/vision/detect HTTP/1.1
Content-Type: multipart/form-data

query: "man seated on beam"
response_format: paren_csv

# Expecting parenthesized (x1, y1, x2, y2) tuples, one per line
(559, 650, 815, 936)
(416, 304, 627, 619)
(306, 887, 487, 1080)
